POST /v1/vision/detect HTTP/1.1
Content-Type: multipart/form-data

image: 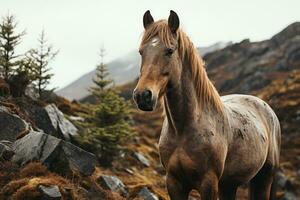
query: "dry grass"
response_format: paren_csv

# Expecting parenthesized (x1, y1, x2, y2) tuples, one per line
(45, 95, 88, 116)
(0, 162, 87, 200)
(0, 161, 129, 200)
(19, 162, 50, 178)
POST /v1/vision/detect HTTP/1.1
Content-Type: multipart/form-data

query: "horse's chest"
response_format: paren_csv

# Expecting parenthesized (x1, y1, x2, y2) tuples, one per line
(167, 147, 199, 178)
(159, 132, 215, 179)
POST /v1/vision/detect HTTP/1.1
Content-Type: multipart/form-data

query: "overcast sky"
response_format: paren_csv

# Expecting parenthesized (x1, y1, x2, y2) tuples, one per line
(1, 0, 299, 89)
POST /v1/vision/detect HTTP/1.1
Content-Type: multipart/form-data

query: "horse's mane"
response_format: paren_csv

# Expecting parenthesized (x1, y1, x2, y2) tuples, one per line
(140, 20, 223, 112)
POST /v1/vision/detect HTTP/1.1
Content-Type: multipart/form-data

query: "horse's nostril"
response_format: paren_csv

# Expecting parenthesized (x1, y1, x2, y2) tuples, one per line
(142, 89, 152, 102)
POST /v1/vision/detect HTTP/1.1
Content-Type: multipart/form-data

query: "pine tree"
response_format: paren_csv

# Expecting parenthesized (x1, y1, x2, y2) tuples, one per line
(76, 48, 134, 166)
(89, 48, 113, 98)
(0, 14, 25, 81)
(28, 31, 58, 98)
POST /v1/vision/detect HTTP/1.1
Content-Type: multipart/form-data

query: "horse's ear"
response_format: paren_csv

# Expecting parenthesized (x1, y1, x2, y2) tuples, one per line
(143, 10, 154, 29)
(168, 10, 179, 33)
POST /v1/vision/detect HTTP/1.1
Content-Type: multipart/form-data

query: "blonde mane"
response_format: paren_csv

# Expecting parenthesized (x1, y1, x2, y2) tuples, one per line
(140, 20, 223, 112)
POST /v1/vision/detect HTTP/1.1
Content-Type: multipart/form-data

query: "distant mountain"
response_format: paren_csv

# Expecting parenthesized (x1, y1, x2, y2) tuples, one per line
(56, 42, 231, 100)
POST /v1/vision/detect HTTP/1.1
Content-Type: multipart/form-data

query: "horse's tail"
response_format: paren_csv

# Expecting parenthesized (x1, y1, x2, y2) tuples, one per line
(270, 169, 278, 200)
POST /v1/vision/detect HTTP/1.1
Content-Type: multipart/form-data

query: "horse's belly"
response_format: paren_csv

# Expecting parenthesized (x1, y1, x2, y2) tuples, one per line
(222, 137, 269, 183)
(221, 95, 274, 183)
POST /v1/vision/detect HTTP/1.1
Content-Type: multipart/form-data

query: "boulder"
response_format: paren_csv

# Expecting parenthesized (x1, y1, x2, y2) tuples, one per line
(137, 187, 159, 200)
(0, 140, 14, 160)
(97, 175, 128, 197)
(38, 185, 62, 200)
(12, 131, 97, 176)
(45, 104, 78, 140)
(0, 106, 29, 142)
(23, 103, 78, 140)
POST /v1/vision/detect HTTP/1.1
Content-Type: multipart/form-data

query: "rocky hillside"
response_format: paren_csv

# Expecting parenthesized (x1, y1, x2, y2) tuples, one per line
(0, 96, 164, 200)
(0, 22, 299, 200)
(56, 42, 231, 100)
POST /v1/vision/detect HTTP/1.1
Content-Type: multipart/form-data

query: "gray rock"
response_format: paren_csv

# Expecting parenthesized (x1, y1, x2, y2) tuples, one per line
(23, 103, 77, 140)
(45, 104, 78, 140)
(12, 131, 97, 176)
(137, 187, 159, 200)
(0, 140, 14, 160)
(97, 175, 128, 197)
(133, 152, 150, 167)
(38, 185, 62, 200)
(0, 106, 29, 142)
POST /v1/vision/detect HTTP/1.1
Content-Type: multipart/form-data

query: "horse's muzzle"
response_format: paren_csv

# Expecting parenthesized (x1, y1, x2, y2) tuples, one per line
(133, 89, 156, 111)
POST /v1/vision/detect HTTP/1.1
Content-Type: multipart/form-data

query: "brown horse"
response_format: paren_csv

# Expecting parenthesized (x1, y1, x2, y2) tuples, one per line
(133, 10, 281, 200)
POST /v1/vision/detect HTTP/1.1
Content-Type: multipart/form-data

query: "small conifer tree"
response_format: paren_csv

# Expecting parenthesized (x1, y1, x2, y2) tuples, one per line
(76, 48, 134, 166)
(28, 30, 58, 98)
(89, 48, 113, 100)
(0, 14, 25, 81)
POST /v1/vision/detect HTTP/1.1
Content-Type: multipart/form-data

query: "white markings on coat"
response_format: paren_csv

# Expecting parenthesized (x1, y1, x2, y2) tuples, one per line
(151, 38, 159, 47)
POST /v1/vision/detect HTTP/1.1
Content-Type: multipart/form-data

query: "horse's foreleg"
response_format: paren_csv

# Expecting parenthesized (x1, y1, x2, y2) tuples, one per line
(197, 171, 219, 200)
(166, 174, 190, 200)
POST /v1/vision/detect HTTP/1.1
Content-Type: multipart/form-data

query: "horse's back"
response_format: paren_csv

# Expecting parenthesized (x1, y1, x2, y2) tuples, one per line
(221, 94, 281, 182)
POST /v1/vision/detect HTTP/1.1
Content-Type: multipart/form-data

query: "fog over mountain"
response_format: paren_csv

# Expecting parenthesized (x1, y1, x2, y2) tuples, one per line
(56, 42, 231, 100)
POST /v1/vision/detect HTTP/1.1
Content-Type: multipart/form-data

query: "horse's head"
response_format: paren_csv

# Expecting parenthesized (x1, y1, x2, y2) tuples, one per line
(133, 10, 182, 111)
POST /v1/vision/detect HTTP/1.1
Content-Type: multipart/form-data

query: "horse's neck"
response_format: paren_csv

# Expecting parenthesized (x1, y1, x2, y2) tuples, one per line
(164, 60, 224, 135)
(164, 63, 199, 134)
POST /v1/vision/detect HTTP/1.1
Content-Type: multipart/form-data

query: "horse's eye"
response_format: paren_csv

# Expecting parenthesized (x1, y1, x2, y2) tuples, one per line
(165, 48, 174, 57)
(139, 50, 143, 55)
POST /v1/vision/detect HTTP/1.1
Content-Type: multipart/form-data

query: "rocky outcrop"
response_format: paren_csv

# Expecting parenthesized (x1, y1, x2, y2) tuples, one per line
(12, 131, 97, 176)
(271, 22, 300, 47)
(44, 104, 78, 140)
(204, 22, 300, 94)
(23, 103, 78, 140)
(0, 106, 29, 142)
